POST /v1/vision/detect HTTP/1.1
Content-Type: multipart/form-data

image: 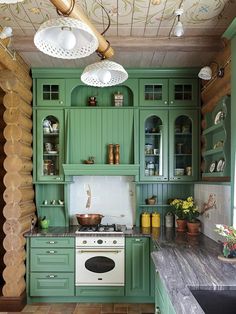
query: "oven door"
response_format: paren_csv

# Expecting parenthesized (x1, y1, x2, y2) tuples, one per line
(75, 247, 124, 286)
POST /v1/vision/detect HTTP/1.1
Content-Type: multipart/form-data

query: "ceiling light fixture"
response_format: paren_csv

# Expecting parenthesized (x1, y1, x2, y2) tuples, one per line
(174, 8, 184, 37)
(34, 17, 99, 59)
(198, 61, 224, 80)
(0, 26, 16, 60)
(0, 26, 13, 39)
(0, 0, 24, 3)
(81, 59, 128, 87)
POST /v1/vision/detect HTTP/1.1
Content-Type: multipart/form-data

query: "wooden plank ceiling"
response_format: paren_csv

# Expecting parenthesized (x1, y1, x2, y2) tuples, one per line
(0, 0, 235, 68)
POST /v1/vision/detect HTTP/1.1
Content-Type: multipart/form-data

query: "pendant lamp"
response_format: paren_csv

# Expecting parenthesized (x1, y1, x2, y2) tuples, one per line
(0, 0, 23, 3)
(173, 8, 184, 37)
(81, 59, 128, 87)
(34, 17, 99, 59)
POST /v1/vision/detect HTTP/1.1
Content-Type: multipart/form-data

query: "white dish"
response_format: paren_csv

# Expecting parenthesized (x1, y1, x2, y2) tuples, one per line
(209, 161, 216, 173)
(48, 150, 58, 154)
(214, 111, 224, 124)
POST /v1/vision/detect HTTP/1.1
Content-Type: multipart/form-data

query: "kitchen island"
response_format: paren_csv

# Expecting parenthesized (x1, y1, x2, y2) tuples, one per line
(151, 229, 236, 314)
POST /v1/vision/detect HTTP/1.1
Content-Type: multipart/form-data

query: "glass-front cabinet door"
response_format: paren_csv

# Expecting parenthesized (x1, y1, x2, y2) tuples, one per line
(169, 79, 198, 107)
(169, 110, 199, 181)
(36, 110, 64, 181)
(140, 110, 168, 181)
(139, 79, 168, 106)
(36, 79, 65, 106)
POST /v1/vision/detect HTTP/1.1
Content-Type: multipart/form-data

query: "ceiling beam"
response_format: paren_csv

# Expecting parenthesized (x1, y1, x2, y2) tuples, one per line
(12, 36, 224, 53)
(49, 0, 114, 59)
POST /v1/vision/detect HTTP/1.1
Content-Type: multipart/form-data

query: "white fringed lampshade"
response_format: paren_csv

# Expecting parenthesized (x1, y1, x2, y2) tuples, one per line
(0, 0, 23, 3)
(34, 17, 99, 59)
(81, 60, 128, 87)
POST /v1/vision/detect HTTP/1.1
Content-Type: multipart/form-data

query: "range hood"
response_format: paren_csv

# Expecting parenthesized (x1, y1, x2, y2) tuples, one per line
(63, 164, 139, 180)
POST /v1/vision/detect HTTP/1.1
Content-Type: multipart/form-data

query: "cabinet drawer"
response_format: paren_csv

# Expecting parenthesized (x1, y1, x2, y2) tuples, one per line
(31, 248, 74, 272)
(30, 272, 74, 296)
(30, 237, 74, 248)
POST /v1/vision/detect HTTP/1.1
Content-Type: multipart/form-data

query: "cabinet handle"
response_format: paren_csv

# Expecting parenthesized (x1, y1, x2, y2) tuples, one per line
(59, 101, 63, 104)
(170, 100, 173, 104)
(135, 238, 142, 242)
(47, 241, 57, 244)
(47, 250, 57, 254)
(54, 177, 61, 180)
(46, 274, 57, 278)
(164, 101, 167, 104)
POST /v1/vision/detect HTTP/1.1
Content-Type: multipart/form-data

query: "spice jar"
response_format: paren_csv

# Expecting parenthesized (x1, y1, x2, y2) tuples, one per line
(141, 212, 151, 228)
(152, 212, 160, 228)
(165, 212, 174, 228)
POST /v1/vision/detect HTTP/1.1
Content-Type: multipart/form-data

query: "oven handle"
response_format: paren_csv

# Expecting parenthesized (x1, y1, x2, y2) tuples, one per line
(77, 249, 123, 254)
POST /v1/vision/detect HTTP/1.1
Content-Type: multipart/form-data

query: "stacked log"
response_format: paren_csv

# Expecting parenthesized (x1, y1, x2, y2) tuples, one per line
(0, 70, 35, 298)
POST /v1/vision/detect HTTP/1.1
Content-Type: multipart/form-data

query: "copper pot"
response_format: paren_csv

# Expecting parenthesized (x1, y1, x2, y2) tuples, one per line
(76, 214, 104, 226)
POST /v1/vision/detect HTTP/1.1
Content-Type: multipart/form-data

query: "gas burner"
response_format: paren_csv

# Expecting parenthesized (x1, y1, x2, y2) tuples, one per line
(98, 224, 116, 232)
(75, 223, 125, 234)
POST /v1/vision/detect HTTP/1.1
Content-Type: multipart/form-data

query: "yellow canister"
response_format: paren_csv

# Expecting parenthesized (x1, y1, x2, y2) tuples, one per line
(152, 212, 161, 228)
(141, 212, 151, 228)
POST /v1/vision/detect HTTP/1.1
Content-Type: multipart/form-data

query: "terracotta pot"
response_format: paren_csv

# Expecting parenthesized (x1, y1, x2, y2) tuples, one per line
(176, 219, 187, 232)
(187, 221, 201, 235)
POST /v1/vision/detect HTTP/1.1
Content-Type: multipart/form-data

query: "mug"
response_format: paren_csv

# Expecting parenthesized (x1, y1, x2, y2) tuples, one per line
(45, 143, 52, 152)
(52, 123, 59, 132)
(186, 166, 192, 176)
(40, 219, 50, 229)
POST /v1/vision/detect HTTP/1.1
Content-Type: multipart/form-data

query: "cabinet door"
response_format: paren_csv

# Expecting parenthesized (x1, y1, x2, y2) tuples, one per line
(169, 110, 199, 181)
(140, 110, 168, 181)
(36, 110, 64, 181)
(139, 79, 168, 106)
(36, 79, 65, 106)
(169, 79, 198, 107)
(125, 237, 150, 297)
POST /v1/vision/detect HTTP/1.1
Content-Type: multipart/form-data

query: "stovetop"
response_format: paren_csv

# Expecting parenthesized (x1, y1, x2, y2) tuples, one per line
(75, 223, 126, 234)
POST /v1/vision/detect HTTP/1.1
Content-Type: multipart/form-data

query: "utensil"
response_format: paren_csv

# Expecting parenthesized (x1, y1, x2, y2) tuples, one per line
(76, 213, 104, 226)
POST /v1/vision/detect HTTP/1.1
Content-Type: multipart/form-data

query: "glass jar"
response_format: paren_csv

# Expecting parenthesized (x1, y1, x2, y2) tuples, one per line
(147, 161, 155, 176)
(141, 213, 151, 228)
(152, 213, 160, 227)
(43, 160, 52, 175)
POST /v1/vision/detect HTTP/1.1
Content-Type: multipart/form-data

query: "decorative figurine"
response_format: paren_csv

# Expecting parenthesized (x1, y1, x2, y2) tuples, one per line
(88, 96, 97, 106)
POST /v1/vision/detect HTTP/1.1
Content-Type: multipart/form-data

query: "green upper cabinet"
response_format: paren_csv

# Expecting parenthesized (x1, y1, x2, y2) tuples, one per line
(36, 109, 65, 181)
(140, 109, 199, 182)
(168, 78, 198, 107)
(169, 109, 199, 181)
(140, 110, 168, 181)
(36, 79, 66, 106)
(125, 237, 150, 297)
(139, 79, 168, 106)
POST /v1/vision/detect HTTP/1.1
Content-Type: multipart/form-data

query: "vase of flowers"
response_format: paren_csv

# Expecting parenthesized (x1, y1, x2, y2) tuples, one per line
(170, 198, 188, 232)
(215, 224, 236, 260)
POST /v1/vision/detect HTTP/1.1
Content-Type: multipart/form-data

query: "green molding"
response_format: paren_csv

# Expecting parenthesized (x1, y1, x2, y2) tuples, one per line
(223, 17, 236, 40)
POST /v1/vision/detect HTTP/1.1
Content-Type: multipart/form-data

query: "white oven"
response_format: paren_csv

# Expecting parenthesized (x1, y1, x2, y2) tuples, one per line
(75, 234, 125, 286)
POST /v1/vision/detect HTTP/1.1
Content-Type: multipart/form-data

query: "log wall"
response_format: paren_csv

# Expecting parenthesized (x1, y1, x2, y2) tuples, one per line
(0, 41, 35, 300)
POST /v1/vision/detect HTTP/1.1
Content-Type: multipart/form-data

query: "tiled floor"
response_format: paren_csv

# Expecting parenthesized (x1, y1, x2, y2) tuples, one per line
(1, 303, 155, 314)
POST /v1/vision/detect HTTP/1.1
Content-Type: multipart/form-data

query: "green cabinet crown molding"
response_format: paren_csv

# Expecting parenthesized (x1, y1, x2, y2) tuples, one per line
(223, 17, 236, 39)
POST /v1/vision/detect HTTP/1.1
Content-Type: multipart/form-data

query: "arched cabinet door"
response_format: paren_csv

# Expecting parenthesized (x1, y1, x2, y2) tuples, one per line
(169, 110, 199, 181)
(140, 110, 168, 181)
(36, 110, 64, 181)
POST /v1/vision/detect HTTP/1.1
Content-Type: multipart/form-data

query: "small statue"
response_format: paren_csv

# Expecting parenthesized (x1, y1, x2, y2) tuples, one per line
(88, 96, 97, 106)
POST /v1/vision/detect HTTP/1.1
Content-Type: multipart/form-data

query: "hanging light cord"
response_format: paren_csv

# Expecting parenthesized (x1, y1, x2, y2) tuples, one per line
(56, 0, 75, 17)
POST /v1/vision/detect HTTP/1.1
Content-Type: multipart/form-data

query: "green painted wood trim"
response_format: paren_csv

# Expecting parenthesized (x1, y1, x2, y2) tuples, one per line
(63, 164, 140, 178)
(223, 17, 236, 40)
(32, 67, 199, 79)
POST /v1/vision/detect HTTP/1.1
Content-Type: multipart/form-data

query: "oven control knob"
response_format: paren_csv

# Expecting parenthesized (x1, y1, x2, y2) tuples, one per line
(97, 239, 103, 244)
(113, 240, 117, 244)
(82, 240, 87, 244)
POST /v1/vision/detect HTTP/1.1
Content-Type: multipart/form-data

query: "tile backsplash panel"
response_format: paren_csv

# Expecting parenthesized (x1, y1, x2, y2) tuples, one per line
(194, 184, 231, 242)
(69, 176, 135, 228)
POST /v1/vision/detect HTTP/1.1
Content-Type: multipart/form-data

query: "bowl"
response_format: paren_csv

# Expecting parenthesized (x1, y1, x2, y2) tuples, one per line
(174, 168, 185, 176)
(145, 198, 157, 205)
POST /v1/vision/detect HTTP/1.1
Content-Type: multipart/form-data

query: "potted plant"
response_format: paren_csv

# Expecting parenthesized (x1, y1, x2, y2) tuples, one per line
(215, 224, 236, 259)
(170, 198, 188, 232)
(182, 197, 200, 235)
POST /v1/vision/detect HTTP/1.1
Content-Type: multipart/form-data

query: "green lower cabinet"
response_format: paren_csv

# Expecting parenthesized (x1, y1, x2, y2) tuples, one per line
(155, 272, 175, 314)
(28, 237, 75, 297)
(125, 237, 150, 297)
(30, 272, 74, 297)
(76, 286, 124, 297)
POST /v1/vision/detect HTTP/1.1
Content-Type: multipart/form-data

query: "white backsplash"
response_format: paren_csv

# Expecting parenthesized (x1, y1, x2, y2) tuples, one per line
(194, 183, 231, 242)
(69, 176, 136, 228)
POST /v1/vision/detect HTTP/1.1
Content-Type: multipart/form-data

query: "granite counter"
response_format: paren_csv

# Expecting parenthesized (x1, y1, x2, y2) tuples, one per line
(151, 231, 236, 314)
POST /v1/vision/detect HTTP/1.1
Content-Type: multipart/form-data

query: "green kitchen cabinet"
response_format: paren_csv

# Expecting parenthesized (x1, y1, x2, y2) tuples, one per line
(168, 78, 198, 107)
(125, 237, 150, 297)
(201, 95, 230, 181)
(36, 109, 65, 182)
(28, 237, 75, 297)
(139, 79, 168, 106)
(140, 109, 199, 182)
(155, 272, 175, 314)
(140, 110, 168, 181)
(169, 109, 199, 181)
(35, 184, 69, 227)
(36, 79, 66, 107)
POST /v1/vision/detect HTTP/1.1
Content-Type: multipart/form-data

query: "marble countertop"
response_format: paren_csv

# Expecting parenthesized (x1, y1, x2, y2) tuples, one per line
(151, 229, 236, 314)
